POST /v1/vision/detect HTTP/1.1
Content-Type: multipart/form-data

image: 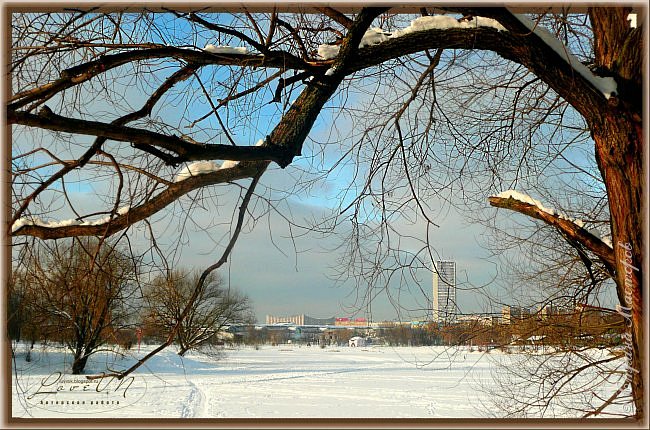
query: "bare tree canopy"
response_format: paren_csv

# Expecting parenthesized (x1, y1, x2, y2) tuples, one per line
(8, 5, 644, 419)
(12, 238, 138, 373)
(144, 269, 253, 356)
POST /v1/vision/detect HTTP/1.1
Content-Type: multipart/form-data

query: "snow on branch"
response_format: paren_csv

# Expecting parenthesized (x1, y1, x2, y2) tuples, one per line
(359, 27, 391, 47)
(492, 190, 612, 244)
(175, 161, 220, 181)
(174, 142, 267, 181)
(207, 140, 264, 170)
(12, 160, 264, 240)
(175, 159, 242, 181)
(12, 217, 79, 232)
(317, 15, 506, 60)
(494, 189, 558, 217)
(219, 160, 239, 169)
(489, 190, 615, 273)
(390, 15, 506, 37)
(317, 44, 342, 60)
(203, 44, 248, 55)
(509, 12, 618, 99)
(12, 206, 131, 232)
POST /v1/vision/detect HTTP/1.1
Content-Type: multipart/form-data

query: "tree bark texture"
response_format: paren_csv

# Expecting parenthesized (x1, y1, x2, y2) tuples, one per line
(589, 7, 644, 419)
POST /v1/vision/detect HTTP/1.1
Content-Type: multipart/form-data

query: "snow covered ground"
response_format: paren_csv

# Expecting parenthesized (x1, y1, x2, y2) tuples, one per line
(10, 343, 628, 419)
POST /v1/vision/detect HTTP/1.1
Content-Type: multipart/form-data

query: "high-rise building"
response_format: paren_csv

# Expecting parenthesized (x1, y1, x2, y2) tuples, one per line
(432, 260, 457, 324)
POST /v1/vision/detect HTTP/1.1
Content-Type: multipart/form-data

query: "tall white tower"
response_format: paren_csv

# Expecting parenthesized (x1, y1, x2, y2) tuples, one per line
(432, 260, 457, 324)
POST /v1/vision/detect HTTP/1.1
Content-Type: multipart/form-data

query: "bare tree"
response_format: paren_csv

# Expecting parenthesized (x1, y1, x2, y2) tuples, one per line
(14, 238, 138, 374)
(144, 269, 253, 356)
(8, 6, 644, 418)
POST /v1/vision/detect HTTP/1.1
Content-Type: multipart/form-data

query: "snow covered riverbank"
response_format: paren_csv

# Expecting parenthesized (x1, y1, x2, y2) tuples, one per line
(10, 343, 628, 419)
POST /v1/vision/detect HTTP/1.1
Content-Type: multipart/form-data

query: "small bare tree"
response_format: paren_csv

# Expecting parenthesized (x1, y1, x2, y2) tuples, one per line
(144, 269, 253, 356)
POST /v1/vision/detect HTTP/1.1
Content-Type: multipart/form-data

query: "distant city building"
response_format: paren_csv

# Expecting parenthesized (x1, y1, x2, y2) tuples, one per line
(335, 317, 369, 327)
(349, 336, 367, 347)
(432, 260, 457, 324)
(265, 314, 335, 325)
(538, 303, 558, 319)
(501, 305, 531, 324)
(369, 321, 410, 329)
(410, 320, 430, 329)
(456, 314, 494, 326)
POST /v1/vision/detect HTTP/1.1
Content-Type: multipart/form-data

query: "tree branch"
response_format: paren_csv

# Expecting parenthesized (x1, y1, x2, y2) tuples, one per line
(90, 170, 264, 380)
(11, 14, 610, 122)
(315, 7, 354, 29)
(443, 7, 616, 115)
(8, 108, 291, 166)
(11, 8, 387, 241)
(263, 7, 390, 165)
(488, 196, 615, 273)
(184, 11, 269, 55)
(12, 162, 268, 240)
(9, 46, 312, 110)
(10, 64, 199, 230)
(344, 25, 608, 121)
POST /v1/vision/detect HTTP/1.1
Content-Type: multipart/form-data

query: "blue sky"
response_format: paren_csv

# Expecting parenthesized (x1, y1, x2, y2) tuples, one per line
(159, 101, 506, 322)
(10, 10, 614, 324)
(173, 182, 501, 323)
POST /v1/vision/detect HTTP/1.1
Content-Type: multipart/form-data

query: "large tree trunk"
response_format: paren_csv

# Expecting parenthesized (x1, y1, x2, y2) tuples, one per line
(593, 115, 644, 419)
(589, 7, 644, 419)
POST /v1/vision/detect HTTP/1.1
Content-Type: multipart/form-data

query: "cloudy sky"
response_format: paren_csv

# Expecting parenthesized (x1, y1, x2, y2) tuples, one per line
(161, 126, 504, 323)
(10, 88, 516, 325)
(173, 185, 500, 323)
(11, 11, 604, 324)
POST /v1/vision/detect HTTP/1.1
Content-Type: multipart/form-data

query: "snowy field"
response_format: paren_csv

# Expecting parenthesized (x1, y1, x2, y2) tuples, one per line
(10, 343, 628, 419)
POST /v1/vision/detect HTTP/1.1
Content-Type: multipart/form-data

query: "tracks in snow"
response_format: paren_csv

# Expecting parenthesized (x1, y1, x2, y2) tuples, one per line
(176, 363, 387, 417)
(210, 363, 389, 386)
(179, 380, 205, 418)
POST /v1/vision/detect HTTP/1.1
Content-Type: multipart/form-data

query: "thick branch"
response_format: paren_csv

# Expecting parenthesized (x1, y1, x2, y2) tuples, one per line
(90, 170, 264, 380)
(9, 46, 311, 110)
(589, 7, 642, 114)
(344, 25, 608, 120)
(8, 108, 290, 166)
(489, 196, 615, 273)
(12, 162, 267, 240)
(12, 17, 611, 123)
(264, 7, 389, 165)
(11, 64, 198, 229)
(11, 9, 388, 241)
